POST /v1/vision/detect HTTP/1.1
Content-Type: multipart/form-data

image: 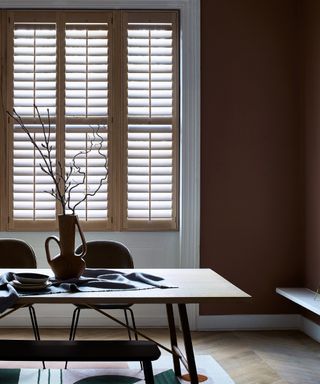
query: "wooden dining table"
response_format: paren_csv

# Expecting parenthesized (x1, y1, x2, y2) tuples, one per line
(0, 268, 250, 384)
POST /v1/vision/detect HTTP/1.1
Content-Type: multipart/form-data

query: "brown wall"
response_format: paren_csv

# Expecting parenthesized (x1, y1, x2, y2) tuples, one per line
(304, 0, 320, 294)
(200, 0, 304, 315)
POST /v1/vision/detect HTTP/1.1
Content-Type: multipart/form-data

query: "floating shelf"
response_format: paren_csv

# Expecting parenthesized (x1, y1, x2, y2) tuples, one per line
(276, 287, 320, 316)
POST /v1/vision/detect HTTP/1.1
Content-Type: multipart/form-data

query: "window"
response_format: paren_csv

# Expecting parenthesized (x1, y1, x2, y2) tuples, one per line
(1, 10, 179, 231)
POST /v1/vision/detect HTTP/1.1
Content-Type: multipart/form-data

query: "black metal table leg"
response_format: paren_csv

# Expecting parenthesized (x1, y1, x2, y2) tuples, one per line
(178, 304, 198, 384)
(166, 304, 181, 377)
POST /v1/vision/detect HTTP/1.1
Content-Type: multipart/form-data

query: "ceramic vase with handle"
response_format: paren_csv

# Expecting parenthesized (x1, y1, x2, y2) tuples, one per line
(45, 214, 87, 280)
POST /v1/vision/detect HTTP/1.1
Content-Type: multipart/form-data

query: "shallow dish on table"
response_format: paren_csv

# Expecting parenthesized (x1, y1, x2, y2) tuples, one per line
(10, 279, 51, 291)
(13, 272, 49, 285)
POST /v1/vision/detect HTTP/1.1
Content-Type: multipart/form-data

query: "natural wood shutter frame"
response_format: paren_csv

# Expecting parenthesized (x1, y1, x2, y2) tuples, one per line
(4, 10, 179, 231)
(121, 11, 179, 231)
(63, 13, 112, 230)
(7, 12, 59, 230)
(6, 11, 112, 231)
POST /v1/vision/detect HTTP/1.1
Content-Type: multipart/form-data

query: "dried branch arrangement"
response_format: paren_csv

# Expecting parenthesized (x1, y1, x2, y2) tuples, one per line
(7, 106, 108, 215)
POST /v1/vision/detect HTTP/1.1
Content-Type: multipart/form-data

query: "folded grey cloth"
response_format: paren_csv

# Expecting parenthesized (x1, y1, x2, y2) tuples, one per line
(0, 269, 177, 312)
(50, 269, 176, 292)
(0, 272, 19, 313)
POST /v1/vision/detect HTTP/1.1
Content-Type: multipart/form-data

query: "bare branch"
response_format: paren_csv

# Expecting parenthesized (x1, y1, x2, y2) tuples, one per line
(6, 107, 108, 218)
(71, 126, 108, 214)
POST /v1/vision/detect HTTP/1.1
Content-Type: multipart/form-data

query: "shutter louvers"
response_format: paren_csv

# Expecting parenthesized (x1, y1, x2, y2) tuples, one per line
(127, 124, 173, 220)
(64, 23, 109, 221)
(125, 15, 178, 229)
(127, 27, 173, 118)
(13, 25, 57, 117)
(65, 26, 109, 118)
(7, 11, 178, 231)
(13, 127, 56, 220)
(64, 125, 108, 220)
(12, 23, 57, 221)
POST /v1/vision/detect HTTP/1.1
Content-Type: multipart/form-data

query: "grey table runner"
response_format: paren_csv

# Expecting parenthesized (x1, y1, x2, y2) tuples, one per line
(0, 272, 20, 313)
(0, 269, 176, 313)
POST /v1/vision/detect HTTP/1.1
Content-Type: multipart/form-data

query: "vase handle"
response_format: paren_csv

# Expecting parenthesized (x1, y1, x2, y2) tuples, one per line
(75, 216, 87, 257)
(45, 236, 61, 263)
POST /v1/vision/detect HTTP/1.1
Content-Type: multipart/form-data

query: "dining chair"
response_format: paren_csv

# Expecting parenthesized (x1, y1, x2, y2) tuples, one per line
(0, 239, 42, 342)
(68, 240, 138, 341)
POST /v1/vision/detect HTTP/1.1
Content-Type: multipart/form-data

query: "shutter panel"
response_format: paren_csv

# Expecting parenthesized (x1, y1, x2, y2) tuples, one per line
(7, 11, 178, 231)
(123, 13, 179, 230)
(12, 23, 57, 221)
(65, 26, 109, 118)
(64, 23, 109, 222)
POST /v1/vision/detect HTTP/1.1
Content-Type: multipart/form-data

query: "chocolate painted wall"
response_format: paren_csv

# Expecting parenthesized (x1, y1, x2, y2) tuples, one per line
(200, 0, 304, 315)
(304, 1, 320, 293)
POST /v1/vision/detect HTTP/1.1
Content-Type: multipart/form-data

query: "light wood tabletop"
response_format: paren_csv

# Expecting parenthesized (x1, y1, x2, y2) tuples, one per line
(2, 268, 250, 305)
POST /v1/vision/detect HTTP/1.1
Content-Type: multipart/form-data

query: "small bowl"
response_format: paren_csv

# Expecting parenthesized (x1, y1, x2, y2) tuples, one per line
(13, 273, 49, 285)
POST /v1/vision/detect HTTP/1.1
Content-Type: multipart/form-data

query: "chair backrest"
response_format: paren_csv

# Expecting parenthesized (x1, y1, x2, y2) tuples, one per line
(76, 240, 134, 269)
(0, 239, 37, 268)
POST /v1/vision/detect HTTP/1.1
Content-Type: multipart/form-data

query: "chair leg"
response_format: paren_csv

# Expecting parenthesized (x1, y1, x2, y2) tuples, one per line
(28, 305, 40, 340)
(65, 307, 81, 369)
(28, 305, 45, 369)
(126, 308, 142, 369)
(69, 307, 81, 341)
(123, 309, 132, 340)
(127, 307, 138, 341)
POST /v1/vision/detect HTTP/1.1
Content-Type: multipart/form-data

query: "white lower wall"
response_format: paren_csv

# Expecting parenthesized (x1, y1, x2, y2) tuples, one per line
(0, 231, 180, 269)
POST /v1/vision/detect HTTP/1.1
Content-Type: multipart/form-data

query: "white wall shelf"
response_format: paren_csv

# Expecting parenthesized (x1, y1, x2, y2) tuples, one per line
(276, 287, 320, 316)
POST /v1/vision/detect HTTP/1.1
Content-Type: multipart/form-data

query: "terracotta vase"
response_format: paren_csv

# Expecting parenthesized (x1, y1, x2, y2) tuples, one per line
(45, 214, 87, 280)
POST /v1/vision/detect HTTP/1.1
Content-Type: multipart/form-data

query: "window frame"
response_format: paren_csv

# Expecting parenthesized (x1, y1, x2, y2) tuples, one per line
(1, 8, 180, 232)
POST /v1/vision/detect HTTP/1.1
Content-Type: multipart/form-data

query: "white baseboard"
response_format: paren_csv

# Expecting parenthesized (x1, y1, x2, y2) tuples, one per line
(300, 316, 320, 342)
(197, 314, 301, 331)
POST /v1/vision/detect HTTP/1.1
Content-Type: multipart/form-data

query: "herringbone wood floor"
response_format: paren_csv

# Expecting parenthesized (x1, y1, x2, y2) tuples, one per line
(0, 328, 319, 383)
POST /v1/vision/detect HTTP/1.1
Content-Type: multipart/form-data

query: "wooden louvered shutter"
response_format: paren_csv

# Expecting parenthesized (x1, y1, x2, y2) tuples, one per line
(7, 12, 111, 230)
(7, 14, 58, 229)
(122, 12, 179, 230)
(63, 14, 111, 230)
(5, 10, 179, 231)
